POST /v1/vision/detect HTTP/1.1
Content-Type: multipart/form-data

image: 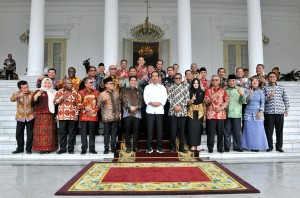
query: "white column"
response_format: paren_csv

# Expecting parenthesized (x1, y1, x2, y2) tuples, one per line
(27, 0, 45, 76)
(104, 0, 118, 66)
(178, 0, 192, 74)
(247, 0, 264, 76)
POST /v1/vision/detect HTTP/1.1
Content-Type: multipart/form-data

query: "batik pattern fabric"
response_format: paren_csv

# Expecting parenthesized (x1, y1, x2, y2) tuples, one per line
(168, 84, 190, 117)
(78, 88, 100, 122)
(121, 88, 143, 119)
(97, 90, 121, 122)
(116, 69, 130, 79)
(54, 89, 81, 121)
(57, 77, 81, 91)
(262, 83, 289, 114)
(204, 87, 229, 120)
(243, 88, 264, 121)
(225, 87, 247, 118)
(3, 58, 16, 71)
(10, 91, 35, 122)
(200, 79, 210, 91)
(32, 90, 58, 151)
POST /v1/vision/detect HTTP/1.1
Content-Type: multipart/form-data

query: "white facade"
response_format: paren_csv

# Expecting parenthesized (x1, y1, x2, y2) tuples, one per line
(0, 0, 300, 79)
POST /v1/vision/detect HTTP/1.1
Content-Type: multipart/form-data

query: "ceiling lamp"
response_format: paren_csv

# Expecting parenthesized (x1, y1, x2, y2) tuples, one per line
(130, 0, 164, 42)
(138, 46, 154, 57)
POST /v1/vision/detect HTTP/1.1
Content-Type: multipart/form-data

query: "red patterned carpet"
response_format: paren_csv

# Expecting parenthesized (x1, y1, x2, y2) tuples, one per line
(55, 161, 259, 196)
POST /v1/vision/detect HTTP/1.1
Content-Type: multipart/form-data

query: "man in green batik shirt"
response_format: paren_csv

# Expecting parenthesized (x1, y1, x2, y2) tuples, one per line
(224, 74, 247, 152)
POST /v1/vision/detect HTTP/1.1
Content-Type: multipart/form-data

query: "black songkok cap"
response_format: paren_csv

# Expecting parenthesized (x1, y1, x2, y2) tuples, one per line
(199, 67, 206, 72)
(103, 77, 113, 84)
(228, 74, 237, 80)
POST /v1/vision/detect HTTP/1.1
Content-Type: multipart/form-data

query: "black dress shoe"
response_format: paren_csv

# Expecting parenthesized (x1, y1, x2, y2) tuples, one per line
(208, 149, 213, 153)
(81, 150, 86, 154)
(217, 149, 224, 153)
(68, 151, 74, 154)
(233, 148, 244, 152)
(45, 151, 50, 154)
(56, 150, 66, 154)
(266, 149, 273, 152)
(40, 151, 44, 154)
(170, 148, 176, 153)
(126, 148, 131, 153)
(179, 149, 188, 153)
(251, 150, 259, 152)
(12, 150, 24, 154)
(89, 150, 97, 154)
(26, 151, 32, 154)
(225, 148, 230, 152)
(103, 149, 109, 154)
(276, 148, 284, 152)
(111, 149, 116, 153)
(133, 147, 139, 152)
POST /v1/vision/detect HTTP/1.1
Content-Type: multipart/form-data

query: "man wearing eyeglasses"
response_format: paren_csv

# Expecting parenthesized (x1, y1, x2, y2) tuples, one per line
(100, 65, 120, 92)
(168, 73, 190, 153)
(204, 75, 229, 153)
(78, 77, 100, 154)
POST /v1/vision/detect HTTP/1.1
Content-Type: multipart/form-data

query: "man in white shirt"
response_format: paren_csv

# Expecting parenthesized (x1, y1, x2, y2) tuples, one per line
(143, 71, 168, 154)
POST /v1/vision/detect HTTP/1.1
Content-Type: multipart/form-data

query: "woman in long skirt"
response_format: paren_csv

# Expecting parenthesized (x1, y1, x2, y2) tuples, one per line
(241, 77, 269, 152)
(32, 78, 58, 153)
(187, 78, 205, 152)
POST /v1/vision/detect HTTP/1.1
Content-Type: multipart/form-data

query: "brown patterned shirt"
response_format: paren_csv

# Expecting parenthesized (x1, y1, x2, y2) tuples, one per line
(10, 91, 35, 122)
(97, 90, 121, 122)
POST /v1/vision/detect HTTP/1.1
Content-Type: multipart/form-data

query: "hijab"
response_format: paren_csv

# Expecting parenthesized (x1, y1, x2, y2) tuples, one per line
(40, 78, 56, 114)
(189, 78, 204, 105)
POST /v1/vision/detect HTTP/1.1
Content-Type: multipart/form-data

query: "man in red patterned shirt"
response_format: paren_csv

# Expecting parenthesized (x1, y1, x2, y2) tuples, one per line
(116, 59, 130, 79)
(204, 75, 229, 153)
(78, 77, 100, 154)
(54, 78, 81, 154)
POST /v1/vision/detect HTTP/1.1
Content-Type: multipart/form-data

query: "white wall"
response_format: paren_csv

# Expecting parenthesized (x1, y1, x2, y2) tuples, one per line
(0, 1, 299, 80)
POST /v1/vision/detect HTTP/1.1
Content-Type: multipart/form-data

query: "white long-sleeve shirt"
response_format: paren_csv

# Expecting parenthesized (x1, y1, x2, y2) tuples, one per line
(143, 83, 167, 114)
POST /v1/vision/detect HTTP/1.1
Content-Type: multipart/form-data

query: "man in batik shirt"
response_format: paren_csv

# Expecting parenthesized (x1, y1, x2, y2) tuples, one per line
(121, 76, 143, 153)
(168, 73, 190, 153)
(54, 78, 81, 154)
(224, 74, 246, 152)
(10, 80, 34, 154)
(97, 77, 121, 154)
(78, 77, 100, 154)
(204, 75, 229, 153)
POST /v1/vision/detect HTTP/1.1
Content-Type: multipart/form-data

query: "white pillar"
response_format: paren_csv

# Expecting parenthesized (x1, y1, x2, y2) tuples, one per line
(247, 0, 264, 76)
(178, 0, 192, 74)
(104, 0, 118, 66)
(27, 0, 45, 76)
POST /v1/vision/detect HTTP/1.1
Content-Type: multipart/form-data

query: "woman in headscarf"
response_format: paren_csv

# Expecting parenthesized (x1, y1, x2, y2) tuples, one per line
(32, 78, 58, 154)
(187, 78, 206, 152)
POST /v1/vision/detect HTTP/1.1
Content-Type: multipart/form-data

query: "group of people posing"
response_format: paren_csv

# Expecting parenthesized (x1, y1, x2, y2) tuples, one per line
(10, 57, 289, 155)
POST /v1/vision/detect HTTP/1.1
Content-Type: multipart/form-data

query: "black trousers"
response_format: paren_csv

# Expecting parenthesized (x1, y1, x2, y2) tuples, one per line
(15, 120, 34, 152)
(103, 121, 118, 150)
(207, 119, 225, 150)
(146, 114, 163, 149)
(5, 70, 14, 80)
(80, 121, 97, 151)
(58, 120, 76, 152)
(224, 118, 242, 150)
(169, 116, 186, 150)
(264, 114, 284, 150)
(124, 117, 140, 149)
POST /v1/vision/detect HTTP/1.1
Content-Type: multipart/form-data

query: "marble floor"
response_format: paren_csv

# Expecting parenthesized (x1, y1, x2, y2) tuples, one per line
(0, 160, 300, 198)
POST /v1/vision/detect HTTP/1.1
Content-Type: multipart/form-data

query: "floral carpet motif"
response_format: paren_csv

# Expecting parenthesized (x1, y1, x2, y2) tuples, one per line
(55, 161, 259, 195)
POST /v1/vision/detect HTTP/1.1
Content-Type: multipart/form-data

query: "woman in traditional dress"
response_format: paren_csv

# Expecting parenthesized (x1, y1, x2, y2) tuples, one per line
(187, 78, 205, 152)
(32, 78, 58, 154)
(241, 77, 269, 152)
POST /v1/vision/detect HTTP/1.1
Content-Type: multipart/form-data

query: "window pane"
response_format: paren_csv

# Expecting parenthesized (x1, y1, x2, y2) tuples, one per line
(228, 45, 236, 74)
(241, 45, 248, 69)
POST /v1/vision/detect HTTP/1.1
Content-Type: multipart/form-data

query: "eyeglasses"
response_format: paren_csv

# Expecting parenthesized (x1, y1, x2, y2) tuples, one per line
(106, 82, 114, 84)
(174, 78, 181, 80)
(109, 68, 117, 70)
(212, 79, 219, 81)
(90, 70, 96, 72)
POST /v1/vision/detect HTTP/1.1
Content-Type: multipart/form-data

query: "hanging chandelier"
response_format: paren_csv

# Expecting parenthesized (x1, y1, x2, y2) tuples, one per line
(138, 45, 154, 57)
(130, 0, 163, 42)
